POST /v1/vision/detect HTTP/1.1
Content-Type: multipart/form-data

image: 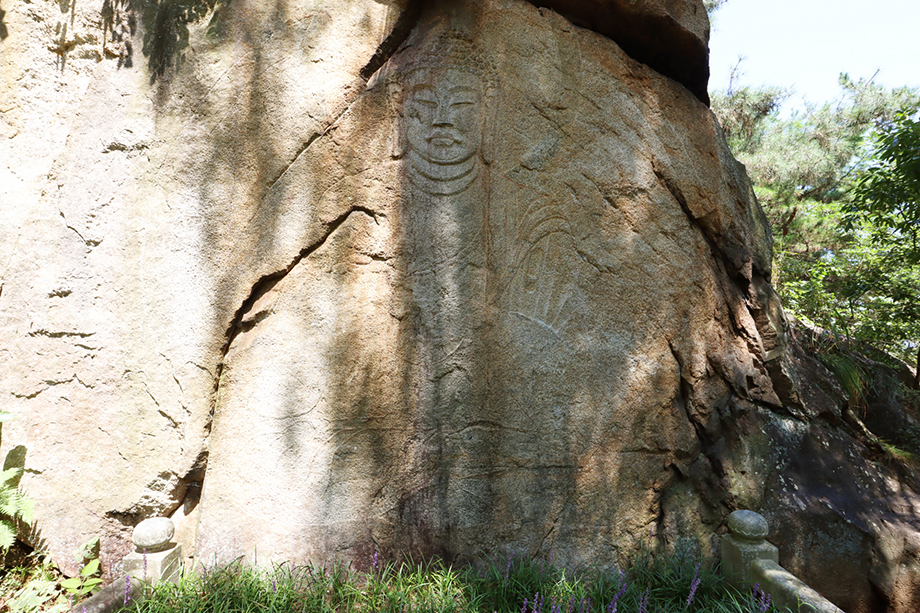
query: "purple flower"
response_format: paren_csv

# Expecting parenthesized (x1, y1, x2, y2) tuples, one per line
(522, 597, 529, 613)
(606, 575, 629, 613)
(373, 551, 379, 571)
(685, 561, 702, 607)
(753, 582, 772, 613)
(638, 587, 650, 613)
(143, 547, 148, 578)
(504, 556, 513, 586)
(124, 575, 131, 605)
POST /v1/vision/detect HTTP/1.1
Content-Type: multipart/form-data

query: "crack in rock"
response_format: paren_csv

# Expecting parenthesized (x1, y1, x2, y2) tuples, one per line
(28, 329, 95, 338)
(359, 0, 423, 81)
(265, 0, 423, 195)
(210, 205, 380, 414)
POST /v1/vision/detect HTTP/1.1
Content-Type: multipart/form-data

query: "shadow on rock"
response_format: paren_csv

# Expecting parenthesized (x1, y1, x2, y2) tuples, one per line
(101, 0, 230, 82)
(0, 4, 9, 41)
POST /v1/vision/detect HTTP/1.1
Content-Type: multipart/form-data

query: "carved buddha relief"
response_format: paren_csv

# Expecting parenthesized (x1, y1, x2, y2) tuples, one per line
(390, 31, 497, 197)
(386, 29, 579, 340)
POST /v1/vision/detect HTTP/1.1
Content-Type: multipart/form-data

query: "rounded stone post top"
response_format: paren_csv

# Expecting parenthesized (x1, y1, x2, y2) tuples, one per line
(727, 510, 769, 543)
(132, 517, 175, 553)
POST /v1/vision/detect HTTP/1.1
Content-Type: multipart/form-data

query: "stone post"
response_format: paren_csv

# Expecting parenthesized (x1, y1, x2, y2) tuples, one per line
(720, 509, 778, 591)
(123, 517, 182, 584)
(720, 510, 844, 613)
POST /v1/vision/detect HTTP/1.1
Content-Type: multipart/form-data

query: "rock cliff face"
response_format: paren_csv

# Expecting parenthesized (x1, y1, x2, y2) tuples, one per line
(1, 1, 919, 612)
(193, 0, 783, 569)
(1, 0, 412, 575)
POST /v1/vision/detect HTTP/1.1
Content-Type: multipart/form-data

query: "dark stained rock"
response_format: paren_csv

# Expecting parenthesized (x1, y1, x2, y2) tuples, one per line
(709, 323, 920, 613)
(528, 0, 711, 103)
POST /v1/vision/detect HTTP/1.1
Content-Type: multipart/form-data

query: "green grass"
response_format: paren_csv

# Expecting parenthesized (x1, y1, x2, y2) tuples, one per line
(129, 547, 783, 613)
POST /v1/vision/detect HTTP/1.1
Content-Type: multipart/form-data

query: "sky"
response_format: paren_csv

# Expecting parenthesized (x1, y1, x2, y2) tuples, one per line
(708, 0, 920, 111)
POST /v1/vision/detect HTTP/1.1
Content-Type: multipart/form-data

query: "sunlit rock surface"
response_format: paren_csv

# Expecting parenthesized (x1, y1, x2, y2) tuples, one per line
(3, 1, 920, 611)
(195, 0, 780, 568)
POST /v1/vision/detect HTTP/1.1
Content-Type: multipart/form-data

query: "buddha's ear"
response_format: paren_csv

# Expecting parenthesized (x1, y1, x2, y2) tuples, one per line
(388, 81, 407, 159)
(480, 86, 498, 165)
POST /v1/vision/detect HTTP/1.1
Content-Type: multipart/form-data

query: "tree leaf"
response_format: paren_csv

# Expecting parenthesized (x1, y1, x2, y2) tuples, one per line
(59, 577, 82, 591)
(81, 558, 100, 577)
(0, 520, 15, 552)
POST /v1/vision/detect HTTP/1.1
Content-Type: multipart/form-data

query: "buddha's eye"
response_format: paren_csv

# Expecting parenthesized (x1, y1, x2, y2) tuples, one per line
(409, 86, 438, 108)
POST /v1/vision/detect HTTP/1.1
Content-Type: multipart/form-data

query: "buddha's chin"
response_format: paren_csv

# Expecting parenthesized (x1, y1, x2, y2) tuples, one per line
(416, 148, 475, 166)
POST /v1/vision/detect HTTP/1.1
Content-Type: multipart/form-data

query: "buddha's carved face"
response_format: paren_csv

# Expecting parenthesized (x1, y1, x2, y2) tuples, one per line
(403, 68, 483, 165)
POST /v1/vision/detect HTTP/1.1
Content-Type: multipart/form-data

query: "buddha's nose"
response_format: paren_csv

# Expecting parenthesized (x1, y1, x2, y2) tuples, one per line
(433, 103, 454, 127)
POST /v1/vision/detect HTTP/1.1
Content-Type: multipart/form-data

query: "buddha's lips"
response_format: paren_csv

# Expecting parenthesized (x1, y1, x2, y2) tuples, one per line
(427, 131, 461, 146)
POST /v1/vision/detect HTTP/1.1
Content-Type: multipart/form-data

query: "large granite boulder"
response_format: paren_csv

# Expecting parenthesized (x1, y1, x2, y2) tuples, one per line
(717, 325, 920, 613)
(194, 0, 779, 567)
(0, 0, 410, 575)
(2, 1, 920, 611)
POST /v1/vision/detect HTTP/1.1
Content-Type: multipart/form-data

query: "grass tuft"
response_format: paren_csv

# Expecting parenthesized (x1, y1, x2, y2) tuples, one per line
(127, 548, 785, 613)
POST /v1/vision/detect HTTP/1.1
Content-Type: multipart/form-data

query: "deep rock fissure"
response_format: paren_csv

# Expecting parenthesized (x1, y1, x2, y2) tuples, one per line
(197, 206, 380, 505)
(210, 204, 381, 416)
(359, 0, 424, 81)
(653, 166, 783, 408)
(652, 167, 739, 286)
(195, 0, 415, 498)
(264, 0, 423, 195)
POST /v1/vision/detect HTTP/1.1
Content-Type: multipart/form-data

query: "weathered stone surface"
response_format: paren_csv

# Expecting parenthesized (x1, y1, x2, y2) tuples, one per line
(713, 328, 920, 613)
(132, 517, 175, 552)
(0, 0, 408, 576)
(195, 0, 777, 569)
(4, 0, 920, 610)
(529, 0, 710, 103)
(124, 543, 182, 584)
(721, 531, 777, 591)
(751, 559, 845, 613)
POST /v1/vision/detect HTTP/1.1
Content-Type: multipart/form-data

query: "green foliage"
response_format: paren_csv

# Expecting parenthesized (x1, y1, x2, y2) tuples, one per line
(712, 75, 920, 369)
(1, 553, 72, 613)
(58, 538, 104, 598)
(59, 558, 103, 598)
(780, 239, 920, 364)
(818, 351, 869, 409)
(5, 579, 64, 613)
(0, 412, 33, 554)
(848, 112, 920, 262)
(704, 0, 729, 16)
(74, 536, 101, 567)
(714, 75, 920, 209)
(131, 551, 781, 613)
(712, 85, 788, 156)
(0, 467, 34, 553)
(880, 436, 920, 467)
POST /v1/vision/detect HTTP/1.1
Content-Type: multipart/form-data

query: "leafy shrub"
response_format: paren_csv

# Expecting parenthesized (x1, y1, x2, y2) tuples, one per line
(0, 412, 33, 553)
